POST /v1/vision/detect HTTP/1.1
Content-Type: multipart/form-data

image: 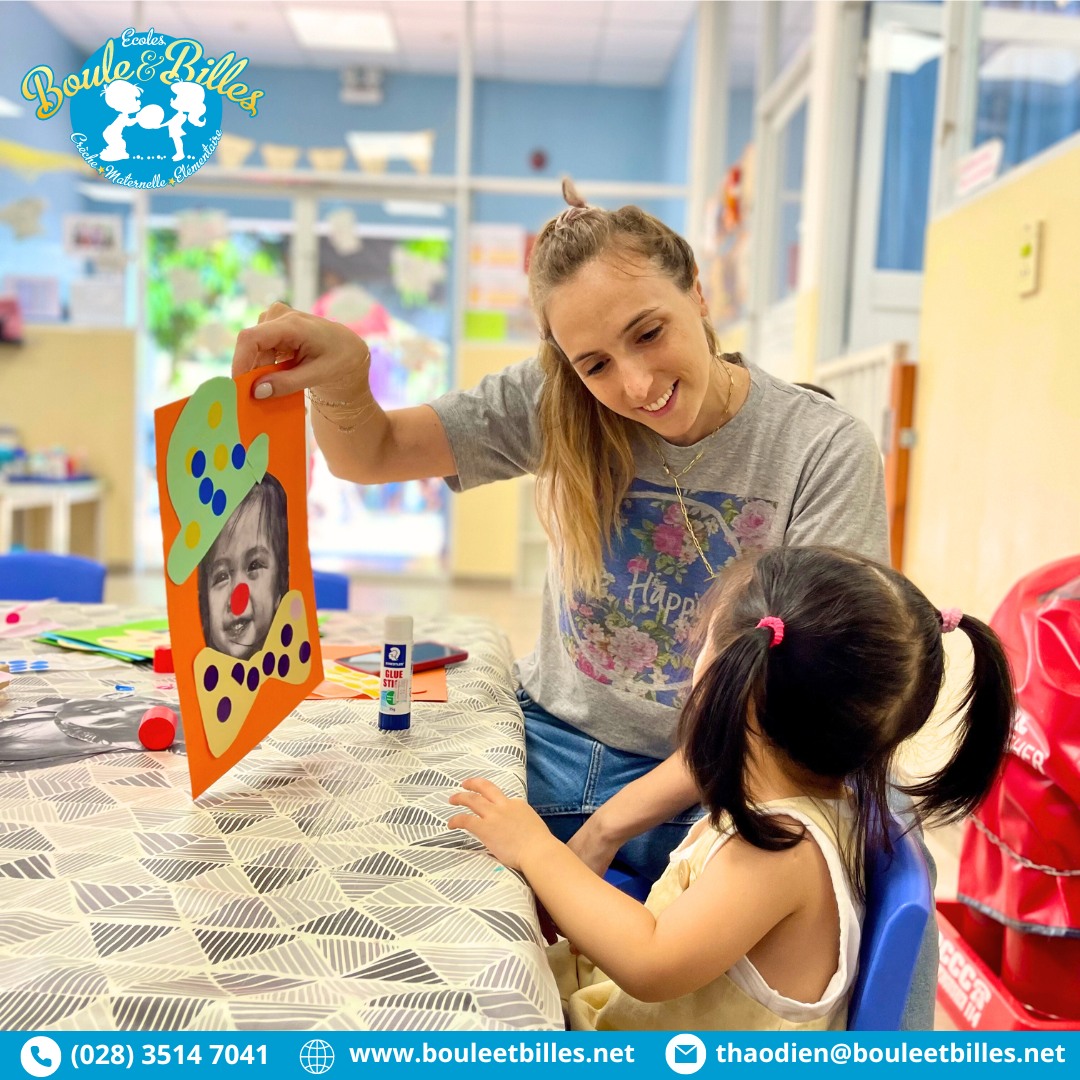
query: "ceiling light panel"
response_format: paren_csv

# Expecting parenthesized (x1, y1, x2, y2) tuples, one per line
(286, 7, 399, 53)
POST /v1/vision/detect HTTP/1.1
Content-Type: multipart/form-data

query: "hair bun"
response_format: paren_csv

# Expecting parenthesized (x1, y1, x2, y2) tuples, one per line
(561, 176, 587, 209)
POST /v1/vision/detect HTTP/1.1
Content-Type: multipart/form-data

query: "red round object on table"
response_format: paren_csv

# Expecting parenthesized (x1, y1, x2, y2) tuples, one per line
(139, 706, 177, 750)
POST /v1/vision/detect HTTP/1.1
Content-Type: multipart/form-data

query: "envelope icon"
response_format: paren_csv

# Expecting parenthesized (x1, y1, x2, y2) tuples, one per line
(674, 1045, 698, 1063)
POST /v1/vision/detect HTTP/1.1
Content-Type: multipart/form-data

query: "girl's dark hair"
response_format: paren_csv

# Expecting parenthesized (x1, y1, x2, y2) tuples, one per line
(677, 546, 1014, 896)
(197, 473, 290, 641)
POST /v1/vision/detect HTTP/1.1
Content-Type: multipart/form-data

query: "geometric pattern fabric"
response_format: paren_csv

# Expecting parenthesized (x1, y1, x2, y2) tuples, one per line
(0, 605, 562, 1029)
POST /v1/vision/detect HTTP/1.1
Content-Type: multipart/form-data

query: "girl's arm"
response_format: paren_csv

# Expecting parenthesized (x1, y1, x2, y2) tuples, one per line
(450, 779, 804, 1003)
(567, 751, 700, 876)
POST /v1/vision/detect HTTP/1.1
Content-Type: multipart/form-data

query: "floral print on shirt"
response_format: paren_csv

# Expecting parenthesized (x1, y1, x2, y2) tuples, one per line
(559, 479, 778, 706)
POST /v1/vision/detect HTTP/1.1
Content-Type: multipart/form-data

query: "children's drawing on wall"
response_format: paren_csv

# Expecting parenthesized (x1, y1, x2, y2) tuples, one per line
(703, 144, 755, 327)
(155, 372, 322, 797)
(306, 230, 452, 572)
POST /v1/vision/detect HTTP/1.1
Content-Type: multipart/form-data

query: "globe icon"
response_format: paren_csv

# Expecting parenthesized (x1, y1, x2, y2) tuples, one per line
(299, 1040, 335, 1075)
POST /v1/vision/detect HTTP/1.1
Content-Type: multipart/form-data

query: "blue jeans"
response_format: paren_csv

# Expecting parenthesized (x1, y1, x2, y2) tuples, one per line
(518, 688, 938, 1030)
(518, 688, 701, 883)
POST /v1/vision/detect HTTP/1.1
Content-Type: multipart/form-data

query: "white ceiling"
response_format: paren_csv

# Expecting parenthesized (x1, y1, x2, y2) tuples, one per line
(29, 1, 812, 89)
(29, 0, 705, 87)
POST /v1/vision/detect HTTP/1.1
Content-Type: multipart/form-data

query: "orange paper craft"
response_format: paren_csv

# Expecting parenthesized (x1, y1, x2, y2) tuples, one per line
(311, 644, 449, 701)
(154, 365, 323, 798)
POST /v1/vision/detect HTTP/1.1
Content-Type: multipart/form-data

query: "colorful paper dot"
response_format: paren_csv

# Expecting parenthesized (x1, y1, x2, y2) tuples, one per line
(231, 662, 244, 684)
(211, 489, 227, 517)
(4, 611, 19, 625)
(114, 684, 134, 693)
(203, 665, 219, 692)
(299, 641, 311, 664)
(217, 696, 232, 722)
(246, 668, 259, 692)
(191, 449, 206, 478)
(198, 477, 214, 505)
(230, 583, 249, 616)
(231, 443, 246, 469)
(262, 652, 276, 676)
(213, 444, 228, 471)
(185, 520, 201, 549)
(277, 654, 290, 678)
(208, 401, 223, 429)
(281, 624, 293, 647)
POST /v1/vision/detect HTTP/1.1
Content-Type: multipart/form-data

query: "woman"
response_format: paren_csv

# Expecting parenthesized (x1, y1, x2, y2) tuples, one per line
(232, 182, 933, 1027)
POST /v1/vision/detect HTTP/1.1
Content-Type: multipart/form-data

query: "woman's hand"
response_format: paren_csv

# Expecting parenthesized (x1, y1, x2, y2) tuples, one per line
(448, 778, 554, 871)
(566, 815, 621, 878)
(231, 302, 371, 403)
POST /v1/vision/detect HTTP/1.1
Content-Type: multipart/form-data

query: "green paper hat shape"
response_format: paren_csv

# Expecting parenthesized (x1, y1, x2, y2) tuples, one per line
(166, 377, 270, 585)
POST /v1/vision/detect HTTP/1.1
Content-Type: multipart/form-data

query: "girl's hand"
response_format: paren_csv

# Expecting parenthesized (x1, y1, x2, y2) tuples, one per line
(231, 303, 371, 403)
(448, 778, 553, 871)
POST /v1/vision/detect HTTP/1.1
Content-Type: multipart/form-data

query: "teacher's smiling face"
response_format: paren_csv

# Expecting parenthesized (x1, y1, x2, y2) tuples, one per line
(545, 253, 728, 447)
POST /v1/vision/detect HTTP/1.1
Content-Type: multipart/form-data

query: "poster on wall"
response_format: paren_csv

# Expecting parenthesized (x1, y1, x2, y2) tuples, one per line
(62, 213, 124, 260)
(154, 368, 323, 797)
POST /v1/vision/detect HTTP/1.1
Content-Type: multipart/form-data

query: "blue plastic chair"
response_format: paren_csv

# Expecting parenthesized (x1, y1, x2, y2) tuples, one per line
(847, 815, 934, 1030)
(604, 865, 653, 902)
(312, 568, 349, 611)
(0, 551, 106, 603)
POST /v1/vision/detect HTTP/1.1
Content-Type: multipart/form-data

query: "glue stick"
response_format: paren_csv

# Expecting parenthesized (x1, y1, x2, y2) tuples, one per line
(378, 615, 413, 731)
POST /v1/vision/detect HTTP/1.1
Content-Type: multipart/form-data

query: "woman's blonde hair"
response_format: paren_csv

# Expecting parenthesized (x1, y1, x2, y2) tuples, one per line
(529, 179, 724, 597)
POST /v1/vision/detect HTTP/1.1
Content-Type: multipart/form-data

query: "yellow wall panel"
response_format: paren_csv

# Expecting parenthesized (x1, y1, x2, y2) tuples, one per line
(906, 140, 1080, 622)
(1, 326, 137, 567)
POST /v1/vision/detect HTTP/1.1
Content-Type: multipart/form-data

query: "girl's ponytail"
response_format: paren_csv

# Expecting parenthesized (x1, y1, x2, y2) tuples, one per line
(679, 627, 804, 851)
(902, 614, 1014, 824)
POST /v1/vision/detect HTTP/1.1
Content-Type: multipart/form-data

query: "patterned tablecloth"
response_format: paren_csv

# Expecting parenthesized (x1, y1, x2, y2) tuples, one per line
(0, 604, 562, 1031)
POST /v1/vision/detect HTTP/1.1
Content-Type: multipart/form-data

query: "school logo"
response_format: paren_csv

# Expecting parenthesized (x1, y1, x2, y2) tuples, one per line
(21, 27, 264, 189)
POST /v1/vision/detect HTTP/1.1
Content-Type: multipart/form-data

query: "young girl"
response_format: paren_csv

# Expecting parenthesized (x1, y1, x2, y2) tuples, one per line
(449, 546, 1013, 1030)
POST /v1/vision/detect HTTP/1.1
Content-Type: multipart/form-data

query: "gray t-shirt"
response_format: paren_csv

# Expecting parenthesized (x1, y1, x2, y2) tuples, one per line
(429, 358, 888, 760)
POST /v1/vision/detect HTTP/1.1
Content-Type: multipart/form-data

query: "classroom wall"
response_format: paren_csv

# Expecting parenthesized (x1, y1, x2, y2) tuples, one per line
(904, 136, 1080, 623)
(1, 326, 137, 565)
(450, 340, 536, 581)
(0, 2, 86, 306)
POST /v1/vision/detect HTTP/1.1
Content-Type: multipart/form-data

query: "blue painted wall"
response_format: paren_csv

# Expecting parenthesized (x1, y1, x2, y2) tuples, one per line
(0, 2, 88, 314)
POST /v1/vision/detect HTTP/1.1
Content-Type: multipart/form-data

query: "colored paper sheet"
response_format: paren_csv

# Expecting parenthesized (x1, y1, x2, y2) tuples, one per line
(36, 618, 169, 661)
(310, 644, 448, 701)
(154, 366, 323, 798)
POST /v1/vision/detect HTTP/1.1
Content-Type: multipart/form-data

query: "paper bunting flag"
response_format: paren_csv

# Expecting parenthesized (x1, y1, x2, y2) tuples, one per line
(0, 197, 46, 239)
(239, 269, 286, 309)
(326, 207, 361, 255)
(166, 266, 205, 304)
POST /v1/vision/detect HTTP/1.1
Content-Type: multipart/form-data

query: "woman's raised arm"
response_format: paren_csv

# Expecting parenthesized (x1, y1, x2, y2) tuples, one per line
(232, 303, 456, 485)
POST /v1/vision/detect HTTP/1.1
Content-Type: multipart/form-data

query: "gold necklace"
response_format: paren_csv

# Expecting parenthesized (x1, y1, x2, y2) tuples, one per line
(648, 362, 737, 578)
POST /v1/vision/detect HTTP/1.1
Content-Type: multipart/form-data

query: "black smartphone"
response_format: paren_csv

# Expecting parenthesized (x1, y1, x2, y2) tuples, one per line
(339, 642, 469, 676)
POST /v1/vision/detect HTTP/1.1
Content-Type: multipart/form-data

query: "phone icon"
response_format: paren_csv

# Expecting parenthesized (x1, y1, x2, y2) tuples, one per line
(21, 1037, 61, 1078)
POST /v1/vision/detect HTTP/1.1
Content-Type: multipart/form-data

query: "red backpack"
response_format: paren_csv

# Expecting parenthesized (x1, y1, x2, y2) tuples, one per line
(958, 555, 1080, 1019)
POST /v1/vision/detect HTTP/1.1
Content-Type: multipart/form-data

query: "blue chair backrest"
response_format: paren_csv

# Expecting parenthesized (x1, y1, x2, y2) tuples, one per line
(604, 865, 653, 902)
(847, 815, 933, 1030)
(312, 569, 349, 611)
(0, 551, 106, 603)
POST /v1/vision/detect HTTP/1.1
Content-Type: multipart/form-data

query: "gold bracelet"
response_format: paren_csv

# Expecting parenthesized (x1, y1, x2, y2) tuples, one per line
(305, 389, 366, 434)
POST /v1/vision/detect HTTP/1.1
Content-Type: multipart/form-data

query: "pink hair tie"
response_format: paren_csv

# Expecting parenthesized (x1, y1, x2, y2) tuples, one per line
(756, 616, 785, 647)
(940, 608, 963, 634)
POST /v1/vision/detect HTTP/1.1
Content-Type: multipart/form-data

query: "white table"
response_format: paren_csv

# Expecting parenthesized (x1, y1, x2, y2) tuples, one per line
(0, 478, 104, 558)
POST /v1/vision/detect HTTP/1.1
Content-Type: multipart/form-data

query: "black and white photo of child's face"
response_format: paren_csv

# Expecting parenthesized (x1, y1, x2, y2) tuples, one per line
(198, 475, 289, 661)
